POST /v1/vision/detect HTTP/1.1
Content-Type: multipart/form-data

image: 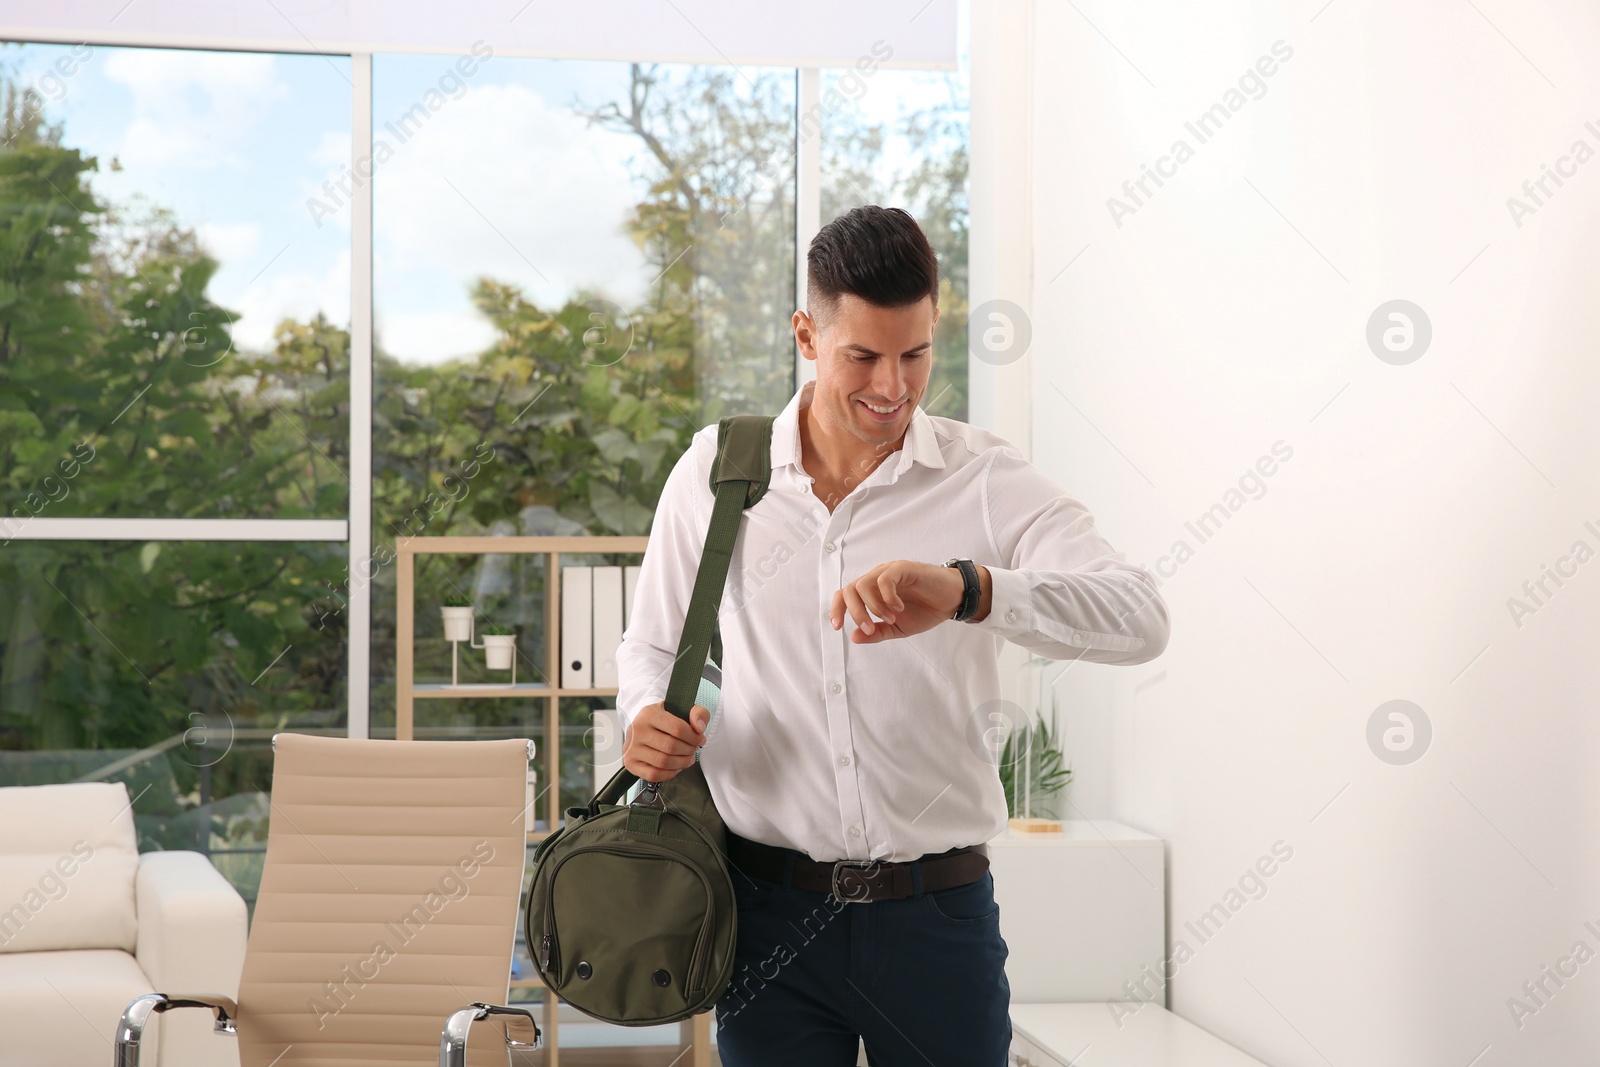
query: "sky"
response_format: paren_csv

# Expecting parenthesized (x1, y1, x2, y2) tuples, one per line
(2, 23, 968, 368)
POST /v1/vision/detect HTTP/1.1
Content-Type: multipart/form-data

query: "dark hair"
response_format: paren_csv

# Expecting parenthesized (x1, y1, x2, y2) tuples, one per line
(806, 205, 939, 326)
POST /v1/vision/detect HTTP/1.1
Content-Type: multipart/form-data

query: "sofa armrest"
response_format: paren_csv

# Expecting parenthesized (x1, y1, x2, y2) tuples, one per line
(134, 851, 247, 999)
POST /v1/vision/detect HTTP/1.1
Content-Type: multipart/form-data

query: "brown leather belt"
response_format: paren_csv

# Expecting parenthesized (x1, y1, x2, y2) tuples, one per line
(725, 830, 989, 903)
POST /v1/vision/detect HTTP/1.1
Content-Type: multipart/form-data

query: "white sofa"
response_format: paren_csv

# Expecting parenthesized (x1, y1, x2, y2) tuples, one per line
(0, 781, 247, 1067)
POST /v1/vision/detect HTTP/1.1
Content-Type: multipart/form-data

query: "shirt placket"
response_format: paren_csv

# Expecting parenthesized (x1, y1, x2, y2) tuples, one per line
(818, 496, 870, 861)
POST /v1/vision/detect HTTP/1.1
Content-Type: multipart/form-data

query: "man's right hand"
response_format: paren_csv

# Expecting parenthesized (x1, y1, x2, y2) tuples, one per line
(622, 701, 711, 782)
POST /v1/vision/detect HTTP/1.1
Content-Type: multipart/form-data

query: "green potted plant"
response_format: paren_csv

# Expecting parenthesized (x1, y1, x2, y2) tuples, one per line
(999, 706, 1072, 831)
(440, 593, 474, 642)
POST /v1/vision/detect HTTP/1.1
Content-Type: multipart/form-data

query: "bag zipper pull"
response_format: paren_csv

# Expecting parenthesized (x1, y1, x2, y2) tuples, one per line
(540, 933, 553, 971)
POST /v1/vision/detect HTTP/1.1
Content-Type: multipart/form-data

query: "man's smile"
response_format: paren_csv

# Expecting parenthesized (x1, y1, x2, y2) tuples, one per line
(856, 397, 908, 422)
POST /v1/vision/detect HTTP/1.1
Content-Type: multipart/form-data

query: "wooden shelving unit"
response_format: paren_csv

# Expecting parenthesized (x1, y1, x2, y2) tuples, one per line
(396, 535, 714, 1066)
(396, 535, 645, 830)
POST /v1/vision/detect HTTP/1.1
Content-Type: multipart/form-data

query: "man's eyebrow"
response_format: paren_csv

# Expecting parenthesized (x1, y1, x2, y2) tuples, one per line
(841, 341, 933, 357)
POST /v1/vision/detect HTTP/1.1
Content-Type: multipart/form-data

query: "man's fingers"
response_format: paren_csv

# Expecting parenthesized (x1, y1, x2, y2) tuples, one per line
(642, 703, 705, 745)
(856, 577, 894, 626)
(625, 751, 693, 782)
(876, 569, 906, 614)
(839, 581, 874, 634)
(690, 704, 711, 736)
(639, 750, 696, 771)
(850, 565, 905, 632)
(625, 731, 700, 769)
(625, 703, 712, 777)
(849, 618, 901, 645)
(623, 740, 673, 780)
(625, 730, 691, 765)
(633, 732, 697, 761)
(635, 723, 695, 755)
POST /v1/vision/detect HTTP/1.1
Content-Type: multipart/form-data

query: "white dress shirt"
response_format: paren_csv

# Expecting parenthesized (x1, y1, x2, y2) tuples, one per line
(616, 379, 1170, 863)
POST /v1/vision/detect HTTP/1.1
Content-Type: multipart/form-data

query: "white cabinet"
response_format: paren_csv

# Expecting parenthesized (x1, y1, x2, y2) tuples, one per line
(989, 822, 1166, 1003)
(1009, 1003, 1273, 1067)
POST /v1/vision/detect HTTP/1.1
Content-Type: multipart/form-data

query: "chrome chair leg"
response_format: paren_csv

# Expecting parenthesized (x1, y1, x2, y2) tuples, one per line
(113, 994, 237, 1067)
(440, 1002, 542, 1066)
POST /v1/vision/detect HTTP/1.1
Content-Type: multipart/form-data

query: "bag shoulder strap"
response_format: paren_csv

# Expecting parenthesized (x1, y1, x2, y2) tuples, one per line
(708, 414, 774, 506)
(662, 414, 773, 721)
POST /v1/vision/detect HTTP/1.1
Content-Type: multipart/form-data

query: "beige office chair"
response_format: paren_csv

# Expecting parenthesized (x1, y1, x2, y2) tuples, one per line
(113, 732, 541, 1066)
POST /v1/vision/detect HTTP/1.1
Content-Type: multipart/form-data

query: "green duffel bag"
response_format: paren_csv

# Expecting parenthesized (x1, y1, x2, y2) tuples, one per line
(524, 413, 773, 1025)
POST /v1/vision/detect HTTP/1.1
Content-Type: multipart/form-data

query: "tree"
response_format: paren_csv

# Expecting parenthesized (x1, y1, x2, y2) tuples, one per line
(578, 63, 798, 422)
(820, 70, 970, 420)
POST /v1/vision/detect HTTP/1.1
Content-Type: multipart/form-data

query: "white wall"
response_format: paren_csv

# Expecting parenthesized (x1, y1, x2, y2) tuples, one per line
(974, 1, 1600, 1062)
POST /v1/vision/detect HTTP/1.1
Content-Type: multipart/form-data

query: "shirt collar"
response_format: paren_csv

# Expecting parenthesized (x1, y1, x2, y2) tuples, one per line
(770, 378, 946, 482)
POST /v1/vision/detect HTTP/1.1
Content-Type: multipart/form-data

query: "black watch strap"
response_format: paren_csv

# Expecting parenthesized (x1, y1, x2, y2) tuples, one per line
(943, 558, 981, 622)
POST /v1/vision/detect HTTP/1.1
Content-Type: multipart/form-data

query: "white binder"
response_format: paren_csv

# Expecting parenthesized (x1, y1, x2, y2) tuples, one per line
(561, 566, 592, 689)
(622, 565, 641, 630)
(592, 566, 624, 688)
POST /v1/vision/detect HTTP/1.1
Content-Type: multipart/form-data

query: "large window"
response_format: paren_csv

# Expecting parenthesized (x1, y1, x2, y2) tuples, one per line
(0, 42, 352, 904)
(0, 36, 970, 904)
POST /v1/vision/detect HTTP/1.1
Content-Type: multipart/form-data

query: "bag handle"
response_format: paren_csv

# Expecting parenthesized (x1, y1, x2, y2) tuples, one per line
(588, 414, 773, 814)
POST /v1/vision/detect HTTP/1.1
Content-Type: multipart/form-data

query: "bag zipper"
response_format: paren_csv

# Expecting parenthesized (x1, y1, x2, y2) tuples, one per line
(541, 840, 716, 995)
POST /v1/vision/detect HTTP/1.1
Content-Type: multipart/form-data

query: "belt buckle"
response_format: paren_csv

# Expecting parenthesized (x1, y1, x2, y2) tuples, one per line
(830, 859, 877, 903)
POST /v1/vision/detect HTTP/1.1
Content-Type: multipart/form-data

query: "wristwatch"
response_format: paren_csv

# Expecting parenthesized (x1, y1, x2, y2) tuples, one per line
(943, 558, 981, 622)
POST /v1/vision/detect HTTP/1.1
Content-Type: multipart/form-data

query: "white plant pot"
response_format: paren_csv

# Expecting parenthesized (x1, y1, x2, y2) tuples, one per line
(440, 606, 474, 642)
(481, 634, 516, 671)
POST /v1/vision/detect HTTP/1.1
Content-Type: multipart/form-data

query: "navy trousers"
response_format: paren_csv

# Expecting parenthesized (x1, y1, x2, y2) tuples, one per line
(713, 844, 1013, 1066)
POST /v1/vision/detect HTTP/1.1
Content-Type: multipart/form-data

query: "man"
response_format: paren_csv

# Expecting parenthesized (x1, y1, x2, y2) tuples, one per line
(616, 205, 1170, 1066)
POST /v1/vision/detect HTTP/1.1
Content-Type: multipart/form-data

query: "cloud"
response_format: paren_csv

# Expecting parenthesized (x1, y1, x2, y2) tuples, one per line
(374, 307, 499, 366)
(195, 221, 261, 265)
(101, 50, 289, 170)
(311, 129, 351, 169)
(219, 245, 351, 354)
(370, 80, 651, 362)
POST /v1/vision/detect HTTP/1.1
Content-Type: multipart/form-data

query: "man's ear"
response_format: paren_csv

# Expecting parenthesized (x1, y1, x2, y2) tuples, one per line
(793, 309, 820, 363)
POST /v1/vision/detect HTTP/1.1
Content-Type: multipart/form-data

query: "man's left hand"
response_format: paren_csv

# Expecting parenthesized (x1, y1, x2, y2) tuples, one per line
(829, 560, 990, 643)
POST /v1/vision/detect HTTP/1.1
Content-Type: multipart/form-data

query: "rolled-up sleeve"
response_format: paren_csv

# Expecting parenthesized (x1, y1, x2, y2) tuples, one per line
(966, 446, 1171, 664)
(615, 428, 715, 737)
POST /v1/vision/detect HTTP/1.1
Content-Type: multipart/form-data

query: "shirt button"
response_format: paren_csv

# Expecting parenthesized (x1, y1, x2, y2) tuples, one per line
(848, 826, 861, 838)
(1006, 609, 1018, 623)
(838, 755, 851, 766)
(824, 541, 836, 553)
(830, 682, 842, 694)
